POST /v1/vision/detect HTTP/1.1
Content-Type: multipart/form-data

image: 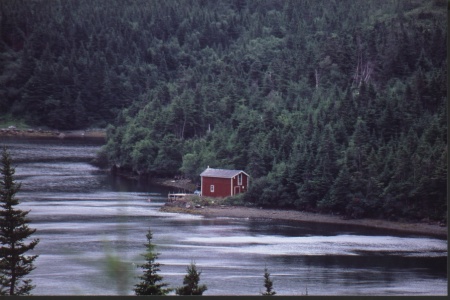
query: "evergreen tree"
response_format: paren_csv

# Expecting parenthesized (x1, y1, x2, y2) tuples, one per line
(134, 230, 172, 296)
(175, 261, 207, 295)
(0, 147, 39, 296)
(1, 0, 445, 223)
(261, 267, 276, 296)
(325, 165, 352, 214)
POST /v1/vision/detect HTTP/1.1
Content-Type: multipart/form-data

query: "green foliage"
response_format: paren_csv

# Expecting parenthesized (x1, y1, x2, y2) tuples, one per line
(223, 193, 247, 207)
(103, 251, 133, 295)
(1, 0, 446, 222)
(176, 261, 207, 296)
(134, 230, 172, 296)
(0, 114, 30, 129)
(0, 147, 39, 295)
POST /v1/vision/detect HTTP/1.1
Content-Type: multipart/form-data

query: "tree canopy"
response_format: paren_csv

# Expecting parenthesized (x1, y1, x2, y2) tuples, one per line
(176, 262, 207, 296)
(1, 0, 446, 222)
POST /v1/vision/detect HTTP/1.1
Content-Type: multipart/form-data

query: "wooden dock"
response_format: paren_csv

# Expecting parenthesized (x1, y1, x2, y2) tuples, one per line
(167, 193, 189, 202)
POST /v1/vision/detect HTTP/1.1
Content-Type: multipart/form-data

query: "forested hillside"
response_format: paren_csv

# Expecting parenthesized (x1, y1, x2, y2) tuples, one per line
(0, 0, 446, 222)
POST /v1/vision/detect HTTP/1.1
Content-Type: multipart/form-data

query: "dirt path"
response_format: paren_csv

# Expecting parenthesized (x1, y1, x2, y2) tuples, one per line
(161, 205, 447, 238)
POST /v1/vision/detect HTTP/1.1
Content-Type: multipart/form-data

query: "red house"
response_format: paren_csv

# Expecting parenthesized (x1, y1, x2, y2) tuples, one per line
(200, 167, 250, 198)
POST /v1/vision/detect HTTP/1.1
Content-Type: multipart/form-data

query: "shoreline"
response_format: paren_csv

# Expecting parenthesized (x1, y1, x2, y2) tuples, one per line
(156, 179, 447, 239)
(0, 127, 106, 139)
(4, 131, 446, 239)
(160, 205, 447, 239)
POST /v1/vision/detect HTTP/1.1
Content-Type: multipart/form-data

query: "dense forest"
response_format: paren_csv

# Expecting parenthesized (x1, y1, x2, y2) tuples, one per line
(0, 0, 447, 222)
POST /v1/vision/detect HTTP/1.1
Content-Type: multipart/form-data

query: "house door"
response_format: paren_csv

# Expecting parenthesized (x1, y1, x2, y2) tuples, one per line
(234, 186, 241, 195)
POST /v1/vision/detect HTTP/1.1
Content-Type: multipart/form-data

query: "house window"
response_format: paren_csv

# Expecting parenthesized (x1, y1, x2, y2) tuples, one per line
(238, 173, 242, 185)
(210, 185, 214, 193)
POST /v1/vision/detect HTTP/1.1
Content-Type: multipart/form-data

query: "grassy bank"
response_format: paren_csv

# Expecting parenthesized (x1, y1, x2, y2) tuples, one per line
(0, 115, 106, 139)
(0, 115, 30, 129)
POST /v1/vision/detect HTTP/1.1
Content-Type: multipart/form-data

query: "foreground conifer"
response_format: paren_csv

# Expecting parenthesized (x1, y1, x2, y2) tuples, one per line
(0, 147, 39, 295)
(176, 261, 207, 295)
(262, 267, 276, 296)
(134, 230, 172, 295)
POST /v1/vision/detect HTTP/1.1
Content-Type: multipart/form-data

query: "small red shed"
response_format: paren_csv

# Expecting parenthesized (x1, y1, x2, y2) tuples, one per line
(200, 167, 250, 198)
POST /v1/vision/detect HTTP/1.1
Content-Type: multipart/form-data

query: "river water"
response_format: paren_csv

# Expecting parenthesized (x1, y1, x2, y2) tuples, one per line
(0, 137, 447, 296)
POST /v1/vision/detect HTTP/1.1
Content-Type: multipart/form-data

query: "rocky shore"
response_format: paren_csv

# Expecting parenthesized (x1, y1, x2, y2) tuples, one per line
(0, 126, 106, 139)
(161, 204, 447, 238)
(156, 178, 447, 238)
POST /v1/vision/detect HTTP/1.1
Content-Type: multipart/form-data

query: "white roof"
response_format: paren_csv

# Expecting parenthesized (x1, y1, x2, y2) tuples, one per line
(200, 168, 249, 178)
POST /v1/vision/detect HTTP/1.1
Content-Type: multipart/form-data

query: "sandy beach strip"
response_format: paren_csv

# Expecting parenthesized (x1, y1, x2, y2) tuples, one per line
(160, 205, 447, 238)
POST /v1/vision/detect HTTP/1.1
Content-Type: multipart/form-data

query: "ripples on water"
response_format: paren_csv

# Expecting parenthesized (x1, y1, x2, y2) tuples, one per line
(1, 138, 447, 296)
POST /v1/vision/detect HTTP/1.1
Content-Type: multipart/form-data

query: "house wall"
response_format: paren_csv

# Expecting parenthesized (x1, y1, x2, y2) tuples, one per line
(231, 173, 249, 195)
(201, 173, 249, 198)
(202, 176, 232, 198)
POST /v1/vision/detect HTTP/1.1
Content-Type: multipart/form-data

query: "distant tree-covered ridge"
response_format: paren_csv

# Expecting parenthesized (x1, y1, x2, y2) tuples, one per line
(1, 0, 446, 222)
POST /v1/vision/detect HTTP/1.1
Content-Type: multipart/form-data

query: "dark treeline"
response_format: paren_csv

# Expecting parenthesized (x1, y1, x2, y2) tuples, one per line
(0, 0, 446, 222)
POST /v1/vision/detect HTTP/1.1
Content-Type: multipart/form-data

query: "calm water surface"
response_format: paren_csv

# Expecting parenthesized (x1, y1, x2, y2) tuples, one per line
(1, 137, 447, 296)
